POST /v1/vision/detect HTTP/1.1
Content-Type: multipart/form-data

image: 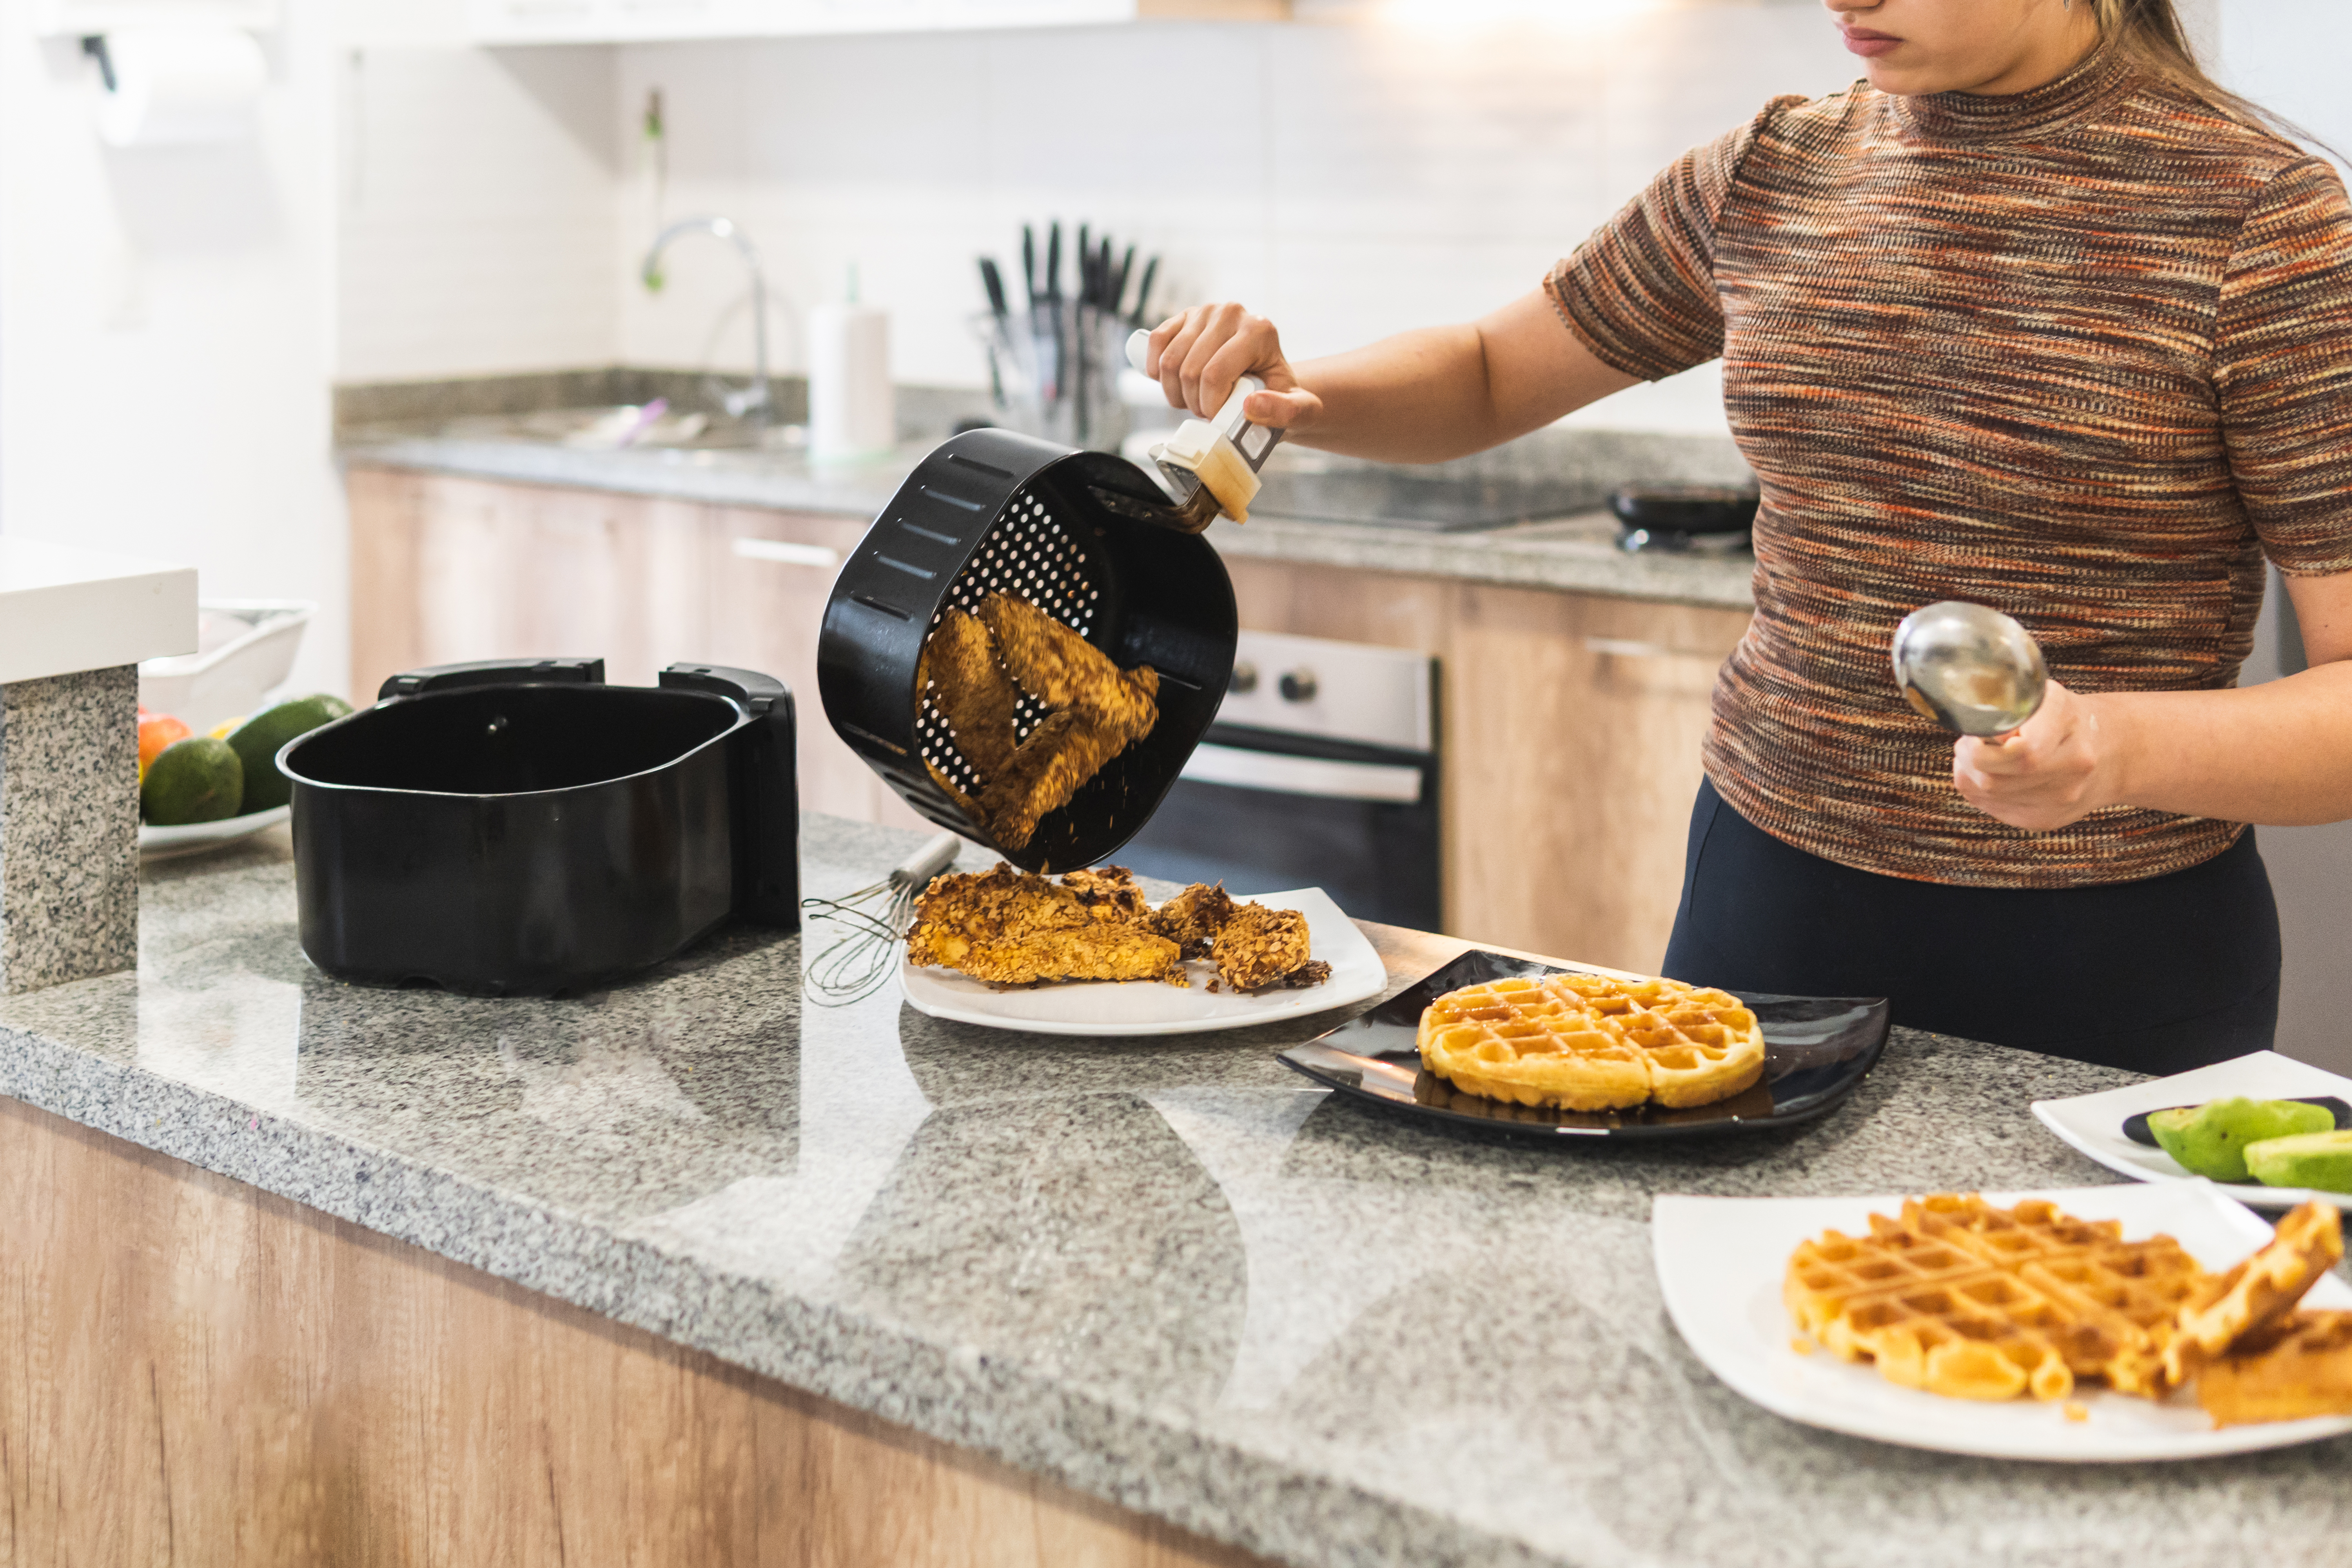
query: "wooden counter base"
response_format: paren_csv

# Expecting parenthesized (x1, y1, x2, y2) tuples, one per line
(0, 1096, 1269, 1567)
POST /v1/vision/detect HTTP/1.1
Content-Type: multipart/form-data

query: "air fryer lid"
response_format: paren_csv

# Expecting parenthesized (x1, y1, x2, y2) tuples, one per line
(818, 427, 1238, 873)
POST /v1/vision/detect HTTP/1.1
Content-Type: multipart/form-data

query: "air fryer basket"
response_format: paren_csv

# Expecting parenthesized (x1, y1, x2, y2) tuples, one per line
(817, 428, 1237, 873)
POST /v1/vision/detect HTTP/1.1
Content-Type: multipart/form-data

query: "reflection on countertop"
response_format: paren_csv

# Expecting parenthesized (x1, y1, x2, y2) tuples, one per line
(2, 815, 2345, 1567)
(338, 390, 1760, 609)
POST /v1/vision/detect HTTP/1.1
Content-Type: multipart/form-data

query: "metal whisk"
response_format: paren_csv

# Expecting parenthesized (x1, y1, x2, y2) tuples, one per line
(800, 832, 963, 1005)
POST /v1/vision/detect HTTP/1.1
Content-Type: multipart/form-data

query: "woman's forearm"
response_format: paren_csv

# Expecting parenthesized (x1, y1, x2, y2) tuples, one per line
(1148, 291, 1638, 466)
(1285, 326, 1494, 461)
(2099, 659, 2352, 825)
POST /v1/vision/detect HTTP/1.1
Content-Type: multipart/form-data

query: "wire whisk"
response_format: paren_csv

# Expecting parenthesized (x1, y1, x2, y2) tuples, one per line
(800, 832, 963, 1005)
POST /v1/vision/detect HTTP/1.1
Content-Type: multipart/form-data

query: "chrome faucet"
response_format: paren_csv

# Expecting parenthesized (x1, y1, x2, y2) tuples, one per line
(641, 216, 773, 423)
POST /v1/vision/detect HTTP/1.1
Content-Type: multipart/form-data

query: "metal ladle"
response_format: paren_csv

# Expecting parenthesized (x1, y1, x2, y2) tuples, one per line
(1891, 601, 2049, 742)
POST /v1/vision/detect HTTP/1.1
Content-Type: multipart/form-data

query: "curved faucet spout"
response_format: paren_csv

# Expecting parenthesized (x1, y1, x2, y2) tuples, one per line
(641, 215, 773, 423)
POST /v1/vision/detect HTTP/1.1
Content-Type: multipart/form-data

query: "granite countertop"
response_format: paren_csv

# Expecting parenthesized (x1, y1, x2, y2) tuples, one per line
(9, 816, 2345, 1568)
(338, 423, 1758, 612)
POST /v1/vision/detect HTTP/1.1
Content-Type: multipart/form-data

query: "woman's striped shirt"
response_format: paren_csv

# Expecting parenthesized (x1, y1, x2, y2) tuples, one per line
(1548, 45, 2352, 887)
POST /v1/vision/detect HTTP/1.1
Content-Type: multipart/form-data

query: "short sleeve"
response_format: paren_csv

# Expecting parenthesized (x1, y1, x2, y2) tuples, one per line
(2217, 157, 2352, 577)
(1544, 98, 1796, 383)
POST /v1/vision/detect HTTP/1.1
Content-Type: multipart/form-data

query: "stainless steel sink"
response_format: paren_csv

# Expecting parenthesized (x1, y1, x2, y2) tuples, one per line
(441, 406, 806, 453)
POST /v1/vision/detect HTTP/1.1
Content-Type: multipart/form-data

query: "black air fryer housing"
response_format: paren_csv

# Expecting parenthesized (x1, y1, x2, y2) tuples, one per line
(817, 428, 1238, 872)
(281, 658, 798, 996)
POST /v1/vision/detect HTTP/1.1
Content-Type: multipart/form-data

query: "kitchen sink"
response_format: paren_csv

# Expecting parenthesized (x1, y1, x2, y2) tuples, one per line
(441, 406, 806, 453)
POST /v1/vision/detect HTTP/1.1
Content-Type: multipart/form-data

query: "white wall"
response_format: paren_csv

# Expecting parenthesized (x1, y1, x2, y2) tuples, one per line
(609, 10, 1857, 434)
(0, 0, 348, 701)
(338, 44, 621, 381)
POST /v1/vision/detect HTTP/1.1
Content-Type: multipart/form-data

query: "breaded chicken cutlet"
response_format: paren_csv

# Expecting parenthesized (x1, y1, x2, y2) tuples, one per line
(906, 866, 1331, 994)
(1211, 902, 1316, 992)
(913, 593, 1161, 850)
(906, 863, 1178, 986)
(917, 608, 1020, 779)
(1060, 865, 1152, 927)
(1151, 882, 1237, 959)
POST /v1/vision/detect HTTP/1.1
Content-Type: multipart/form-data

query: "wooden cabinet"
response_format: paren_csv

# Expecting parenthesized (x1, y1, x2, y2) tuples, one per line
(347, 466, 1749, 972)
(1224, 556, 1752, 976)
(346, 466, 927, 833)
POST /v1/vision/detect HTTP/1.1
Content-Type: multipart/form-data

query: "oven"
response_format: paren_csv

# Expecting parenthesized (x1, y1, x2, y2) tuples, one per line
(1119, 630, 1441, 931)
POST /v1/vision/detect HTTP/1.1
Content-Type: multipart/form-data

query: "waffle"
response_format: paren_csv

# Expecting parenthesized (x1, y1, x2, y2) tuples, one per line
(2164, 1200, 2343, 1388)
(2197, 1310, 2352, 1426)
(1785, 1195, 2212, 1402)
(1416, 973, 1763, 1112)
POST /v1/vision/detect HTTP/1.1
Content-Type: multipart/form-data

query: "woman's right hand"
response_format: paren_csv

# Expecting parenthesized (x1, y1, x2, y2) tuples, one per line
(1143, 303, 1324, 434)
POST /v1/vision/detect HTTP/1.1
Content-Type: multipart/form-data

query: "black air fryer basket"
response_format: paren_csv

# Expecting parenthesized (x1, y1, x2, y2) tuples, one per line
(817, 428, 1237, 872)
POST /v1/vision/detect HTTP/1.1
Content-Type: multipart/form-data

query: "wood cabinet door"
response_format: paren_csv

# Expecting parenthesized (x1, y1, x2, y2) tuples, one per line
(1224, 554, 1751, 973)
(703, 507, 928, 833)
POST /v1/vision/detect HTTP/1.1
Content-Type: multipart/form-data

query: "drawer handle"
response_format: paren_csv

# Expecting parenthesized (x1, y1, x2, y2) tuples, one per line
(733, 538, 840, 570)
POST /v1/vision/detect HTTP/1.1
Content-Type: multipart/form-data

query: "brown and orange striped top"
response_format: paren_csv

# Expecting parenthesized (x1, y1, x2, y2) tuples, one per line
(1547, 45, 2352, 888)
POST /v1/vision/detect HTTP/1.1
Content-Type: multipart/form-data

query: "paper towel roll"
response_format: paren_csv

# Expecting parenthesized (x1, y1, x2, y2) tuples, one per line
(807, 303, 895, 464)
(93, 27, 267, 148)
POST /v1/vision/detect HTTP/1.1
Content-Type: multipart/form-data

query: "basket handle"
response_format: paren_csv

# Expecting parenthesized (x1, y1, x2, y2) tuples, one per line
(376, 657, 606, 701)
(661, 664, 800, 929)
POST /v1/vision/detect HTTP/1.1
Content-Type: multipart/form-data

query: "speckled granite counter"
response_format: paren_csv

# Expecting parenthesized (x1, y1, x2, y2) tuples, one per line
(339, 425, 1758, 611)
(3, 815, 2343, 1568)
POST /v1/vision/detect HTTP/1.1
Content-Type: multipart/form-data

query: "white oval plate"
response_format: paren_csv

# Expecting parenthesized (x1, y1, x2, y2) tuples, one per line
(2031, 1051, 2352, 1212)
(138, 804, 290, 862)
(898, 886, 1386, 1037)
(1654, 1182, 2352, 1461)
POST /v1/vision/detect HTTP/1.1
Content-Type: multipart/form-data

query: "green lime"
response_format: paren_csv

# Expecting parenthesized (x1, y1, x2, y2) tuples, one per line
(227, 693, 354, 813)
(142, 736, 245, 826)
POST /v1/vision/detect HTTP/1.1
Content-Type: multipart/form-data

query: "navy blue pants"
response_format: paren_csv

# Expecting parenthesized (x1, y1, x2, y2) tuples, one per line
(1661, 779, 2280, 1074)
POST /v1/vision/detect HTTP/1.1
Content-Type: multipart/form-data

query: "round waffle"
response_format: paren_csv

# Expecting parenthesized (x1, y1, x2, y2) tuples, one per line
(1416, 973, 1764, 1112)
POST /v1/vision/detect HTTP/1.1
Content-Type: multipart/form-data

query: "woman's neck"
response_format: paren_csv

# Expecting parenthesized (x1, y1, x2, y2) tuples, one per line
(1960, 12, 2105, 96)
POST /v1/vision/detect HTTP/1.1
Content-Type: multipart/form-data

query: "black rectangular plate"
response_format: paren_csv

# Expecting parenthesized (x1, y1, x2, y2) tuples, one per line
(1277, 949, 1890, 1141)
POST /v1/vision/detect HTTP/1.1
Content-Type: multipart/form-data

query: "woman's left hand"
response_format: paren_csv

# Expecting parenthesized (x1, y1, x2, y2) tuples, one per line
(1951, 679, 2122, 831)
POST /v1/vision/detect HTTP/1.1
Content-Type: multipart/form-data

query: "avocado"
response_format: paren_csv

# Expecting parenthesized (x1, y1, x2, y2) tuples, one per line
(2245, 1130, 2352, 1194)
(2148, 1097, 2339, 1183)
(226, 693, 353, 813)
(140, 736, 245, 826)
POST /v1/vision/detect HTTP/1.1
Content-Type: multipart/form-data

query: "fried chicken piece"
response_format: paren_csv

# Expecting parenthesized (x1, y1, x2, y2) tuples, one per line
(980, 594, 1160, 733)
(1212, 902, 1313, 992)
(1274, 960, 1333, 989)
(906, 862, 1178, 985)
(977, 708, 1152, 850)
(917, 608, 1019, 780)
(1151, 882, 1237, 959)
(1061, 866, 1151, 927)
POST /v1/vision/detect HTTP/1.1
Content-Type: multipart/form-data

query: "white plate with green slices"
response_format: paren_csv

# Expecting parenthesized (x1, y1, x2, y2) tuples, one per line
(138, 805, 289, 862)
(2032, 1052, 2352, 1212)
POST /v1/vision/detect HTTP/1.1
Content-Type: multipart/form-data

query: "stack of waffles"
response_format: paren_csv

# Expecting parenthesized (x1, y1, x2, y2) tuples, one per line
(1784, 1192, 2349, 1423)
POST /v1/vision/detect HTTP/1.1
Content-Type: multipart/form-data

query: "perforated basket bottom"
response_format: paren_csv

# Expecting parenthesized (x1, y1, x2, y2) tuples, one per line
(915, 485, 1101, 798)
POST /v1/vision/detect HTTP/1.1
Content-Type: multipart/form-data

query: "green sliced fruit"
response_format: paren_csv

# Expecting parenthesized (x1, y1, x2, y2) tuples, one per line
(2148, 1096, 2339, 1183)
(141, 736, 245, 826)
(227, 693, 354, 814)
(2245, 1129, 2352, 1194)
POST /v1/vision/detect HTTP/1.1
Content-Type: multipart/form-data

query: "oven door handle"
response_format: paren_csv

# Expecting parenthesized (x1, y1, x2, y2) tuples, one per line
(1178, 742, 1425, 804)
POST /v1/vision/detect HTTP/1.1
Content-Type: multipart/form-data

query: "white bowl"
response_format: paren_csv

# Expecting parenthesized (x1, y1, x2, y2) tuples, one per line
(138, 599, 314, 733)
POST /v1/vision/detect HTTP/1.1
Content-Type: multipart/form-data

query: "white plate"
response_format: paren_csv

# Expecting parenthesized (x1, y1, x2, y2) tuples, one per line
(2032, 1052, 2352, 1212)
(898, 886, 1385, 1037)
(138, 804, 290, 862)
(1654, 1182, 2352, 1461)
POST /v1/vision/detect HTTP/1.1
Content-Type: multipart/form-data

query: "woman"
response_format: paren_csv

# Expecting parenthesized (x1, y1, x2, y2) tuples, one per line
(1144, 0, 2352, 1073)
